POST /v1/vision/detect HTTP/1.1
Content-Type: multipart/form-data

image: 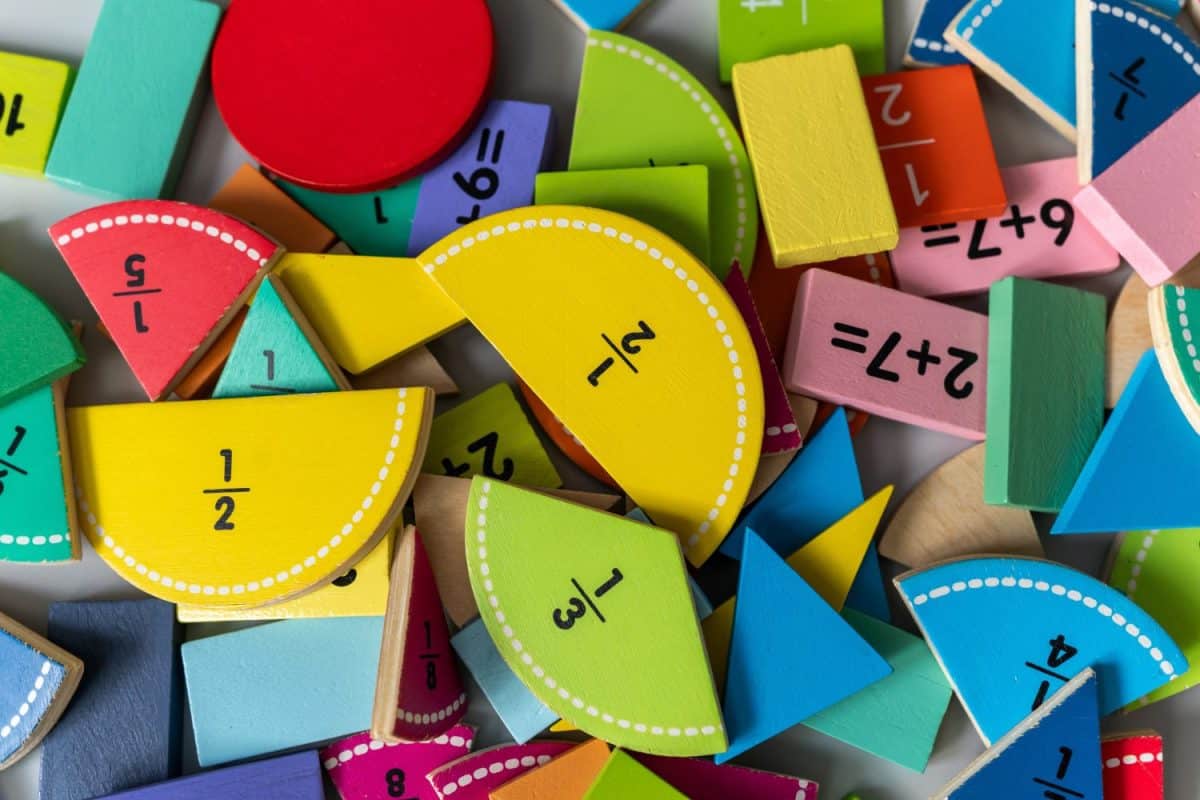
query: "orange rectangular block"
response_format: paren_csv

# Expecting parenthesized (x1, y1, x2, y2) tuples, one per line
(862, 65, 1006, 228)
(209, 164, 336, 253)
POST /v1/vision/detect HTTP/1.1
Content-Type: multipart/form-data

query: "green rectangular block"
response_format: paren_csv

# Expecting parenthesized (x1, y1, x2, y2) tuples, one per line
(45, 0, 220, 199)
(985, 276, 1106, 511)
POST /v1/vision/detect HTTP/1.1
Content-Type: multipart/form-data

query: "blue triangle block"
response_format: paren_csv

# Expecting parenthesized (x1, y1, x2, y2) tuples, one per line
(844, 541, 890, 621)
(552, 0, 648, 30)
(1053, 351, 1200, 533)
(939, 670, 1101, 800)
(718, 530, 892, 764)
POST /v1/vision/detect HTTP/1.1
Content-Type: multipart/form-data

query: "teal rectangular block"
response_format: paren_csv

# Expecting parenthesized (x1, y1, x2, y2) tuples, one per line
(181, 617, 383, 767)
(276, 178, 420, 257)
(45, 0, 220, 198)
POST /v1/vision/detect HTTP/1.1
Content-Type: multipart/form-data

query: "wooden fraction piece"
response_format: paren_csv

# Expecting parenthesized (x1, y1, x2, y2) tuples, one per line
(319, 726, 474, 800)
(1108, 529, 1200, 708)
(720, 530, 891, 763)
(276, 176, 420, 258)
(516, 381, 617, 488)
(545, 0, 654, 31)
(372, 526, 466, 743)
(414, 474, 620, 627)
(535, 165, 710, 265)
(0, 271, 84, 405)
(181, 617, 384, 766)
(0, 51, 70, 177)
(879, 444, 1042, 569)
(464, 478, 725, 755)
(1076, 93, 1200, 286)
(985, 278, 1105, 511)
(171, 307, 247, 400)
(212, 0, 492, 191)
(582, 750, 686, 800)
(68, 388, 432, 608)
(724, 268, 801, 455)
(947, 0, 1077, 140)
(1077, 0, 1200, 183)
(50, 200, 277, 400)
(934, 669, 1101, 799)
(0, 610, 83, 770)
(862, 66, 1006, 229)
(1054, 352, 1200, 533)
(90, 751, 322, 800)
(896, 556, 1185, 745)
(352, 348, 459, 396)
(39, 600, 180, 800)
(904, 0, 969, 67)
(0, 379, 80, 564)
(426, 742, 574, 800)
(491, 739, 610, 800)
(718, 0, 885, 82)
(276, 252, 464, 375)
(175, 528, 393, 622)
(423, 383, 561, 488)
(417, 207, 764, 567)
(1101, 732, 1164, 800)
(784, 268, 989, 439)
(45, 0, 219, 198)
(633, 754, 817, 800)
(569, 31, 757, 278)
(734, 47, 897, 268)
(208, 164, 336, 253)
(892, 158, 1120, 299)
(1150, 284, 1200, 433)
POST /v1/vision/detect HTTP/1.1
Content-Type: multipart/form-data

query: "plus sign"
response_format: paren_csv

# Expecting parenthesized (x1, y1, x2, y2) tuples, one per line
(905, 339, 942, 376)
(999, 205, 1036, 239)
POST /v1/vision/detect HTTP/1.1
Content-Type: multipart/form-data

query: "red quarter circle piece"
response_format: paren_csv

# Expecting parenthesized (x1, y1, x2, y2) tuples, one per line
(211, 0, 495, 193)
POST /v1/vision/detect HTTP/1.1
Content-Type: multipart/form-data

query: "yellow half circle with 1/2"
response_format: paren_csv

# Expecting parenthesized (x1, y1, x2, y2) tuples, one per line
(67, 388, 432, 608)
(417, 206, 764, 566)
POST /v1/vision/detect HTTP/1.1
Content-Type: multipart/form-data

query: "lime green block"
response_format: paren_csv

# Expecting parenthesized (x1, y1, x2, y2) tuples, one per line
(802, 609, 952, 772)
(985, 277, 1105, 511)
(584, 751, 687, 799)
(1109, 529, 1200, 708)
(276, 177, 420, 257)
(0, 52, 71, 178)
(0, 385, 74, 563)
(536, 166, 711, 266)
(718, 0, 886, 82)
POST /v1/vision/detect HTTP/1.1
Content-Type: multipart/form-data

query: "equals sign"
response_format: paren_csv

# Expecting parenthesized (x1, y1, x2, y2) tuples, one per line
(830, 322, 868, 354)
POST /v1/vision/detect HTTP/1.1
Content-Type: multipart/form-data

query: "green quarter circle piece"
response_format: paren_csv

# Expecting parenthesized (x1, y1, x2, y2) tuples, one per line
(0, 272, 84, 406)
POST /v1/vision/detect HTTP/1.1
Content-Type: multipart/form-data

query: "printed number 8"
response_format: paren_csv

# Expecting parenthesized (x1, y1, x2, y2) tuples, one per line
(386, 768, 406, 797)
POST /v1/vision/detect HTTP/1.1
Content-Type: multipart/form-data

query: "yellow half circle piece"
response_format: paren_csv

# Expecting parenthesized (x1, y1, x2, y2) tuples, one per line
(67, 388, 432, 608)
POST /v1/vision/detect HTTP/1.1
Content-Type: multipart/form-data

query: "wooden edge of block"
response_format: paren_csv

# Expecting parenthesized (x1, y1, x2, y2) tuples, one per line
(263, 273, 352, 391)
(1147, 283, 1200, 434)
(51, 377, 82, 562)
(1075, 0, 1095, 183)
(371, 523, 418, 743)
(351, 348, 459, 396)
(1100, 530, 1128, 586)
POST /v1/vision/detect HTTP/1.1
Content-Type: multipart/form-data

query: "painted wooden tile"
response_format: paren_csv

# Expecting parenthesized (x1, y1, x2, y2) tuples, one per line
(734, 47, 897, 267)
(0, 51, 70, 177)
(0, 272, 84, 405)
(276, 178, 421, 257)
(1101, 733, 1163, 800)
(584, 750, 687, 799)
(67, 388, 431, 608)
(904, 0, 969, 67)
(569, 31, 757, 278)
(182, 618, 385, 766)
(783, 268, 989, 439)
(1151, 285, 1200, 434)
(39, 600, 180, 800)
(45, 0, 220, 198)
(897, 557, 1184, 744)
(516, 381, 618, 488)
(546, 0, 654, 31)
(208, 164, 335, 253)
(319, 726, 473, 800)
(90, 751, 323, 800)
(491, 739, 610, 800)
(863, 66, 1006, 228)
(0, 611, 83, 770)
(172, 307, 247, 400)
(892, 159, 1120, 298)
(417, 207, 763, 567)
(425, 743, 574, 800)
(633, 754, 817, 800)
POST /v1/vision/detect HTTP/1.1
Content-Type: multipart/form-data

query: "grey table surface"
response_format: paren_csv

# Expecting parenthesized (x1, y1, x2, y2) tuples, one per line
(0, 0, 1190, 798)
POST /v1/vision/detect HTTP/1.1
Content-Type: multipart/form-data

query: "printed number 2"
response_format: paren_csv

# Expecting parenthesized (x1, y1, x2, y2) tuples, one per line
(213, 497, 235, 531)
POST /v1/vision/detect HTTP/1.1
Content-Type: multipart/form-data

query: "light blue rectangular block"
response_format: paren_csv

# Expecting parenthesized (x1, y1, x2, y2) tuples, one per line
(451, 618, 556, 743)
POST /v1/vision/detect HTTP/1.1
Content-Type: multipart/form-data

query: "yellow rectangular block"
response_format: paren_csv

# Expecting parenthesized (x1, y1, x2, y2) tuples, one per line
(0, 51, 71, 177)
(733, 45, 898, 267)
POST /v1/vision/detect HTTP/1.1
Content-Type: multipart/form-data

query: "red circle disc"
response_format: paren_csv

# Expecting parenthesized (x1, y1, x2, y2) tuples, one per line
(212, 0, 494, 192)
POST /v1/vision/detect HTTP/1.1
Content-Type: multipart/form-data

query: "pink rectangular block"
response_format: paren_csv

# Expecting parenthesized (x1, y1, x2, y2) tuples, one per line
(783, 268, 988, 439)
(893, 158, 1120, 297)
(1074, 94, 1200, 286)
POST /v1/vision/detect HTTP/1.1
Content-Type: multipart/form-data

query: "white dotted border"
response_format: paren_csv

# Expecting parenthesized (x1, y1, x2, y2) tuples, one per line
(75, 390, 411, 597)
(397, 691, 468, 727)
(1104, 751, 1163, 768)
(912, 37, 959, 55)
(1093, 2, 1200, 78)
(1124, 530, 1159, 596)
(322, 730, 474, 771)
(423, 218, 748, 552)
(55, 212, 271, 268)
(910, 574, 1178, 678)
(0, 533, 68, 548)
(586, 35, 752, 269)
(437, 752, 556, 796)
(471, 480, 723, 738)
(1171, 286, 1200, 375)
(764, 423, 800, 438)
(0, 661, 50, 740)
(959, 0, 1003, 41)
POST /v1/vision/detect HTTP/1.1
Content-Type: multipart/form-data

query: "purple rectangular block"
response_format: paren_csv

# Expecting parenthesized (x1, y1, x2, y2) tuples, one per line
(405, 99, 554, 255)
(91, 751, 322, 800)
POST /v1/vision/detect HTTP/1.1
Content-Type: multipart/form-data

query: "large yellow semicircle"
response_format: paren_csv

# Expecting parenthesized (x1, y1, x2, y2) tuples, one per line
(417, 206, 763, 565)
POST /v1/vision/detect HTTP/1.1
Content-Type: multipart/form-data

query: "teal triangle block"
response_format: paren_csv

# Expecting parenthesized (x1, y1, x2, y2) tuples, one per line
(939, 670, 1101, 799)
(212, 278, 340, 400)
(717, 530, 892, 764)
(1052, 351, 1200, 533)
